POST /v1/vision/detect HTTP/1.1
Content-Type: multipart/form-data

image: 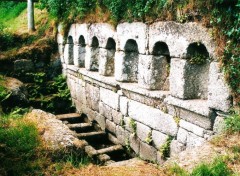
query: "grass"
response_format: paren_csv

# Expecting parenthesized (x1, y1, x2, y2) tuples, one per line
(0, 108, 91, 175)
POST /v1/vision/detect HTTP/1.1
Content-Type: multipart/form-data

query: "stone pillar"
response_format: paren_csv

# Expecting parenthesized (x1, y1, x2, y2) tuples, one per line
(85, 45, 99, 71)
(115, 51, 139, 82)
(208, 62, 232, 112)
(74, 44, 85, 67)
(64, 44, 74, 65)
(170, 58, 209, 100)
(99, 48, 115, 76)
(138, 55, 169, 90)
(58, 44, 65, 63)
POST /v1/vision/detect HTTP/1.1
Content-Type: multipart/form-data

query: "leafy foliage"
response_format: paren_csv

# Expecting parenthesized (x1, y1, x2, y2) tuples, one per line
(225, 110, 240, 133)
(190, 158, 232, 176)
(159, 136, 173, 159)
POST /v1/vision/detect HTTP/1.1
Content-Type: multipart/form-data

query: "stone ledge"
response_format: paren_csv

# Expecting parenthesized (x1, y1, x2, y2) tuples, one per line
(165, 96, 211, 117)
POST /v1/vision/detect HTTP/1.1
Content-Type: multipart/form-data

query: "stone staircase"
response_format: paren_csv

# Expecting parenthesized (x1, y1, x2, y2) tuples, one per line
(56, 113, 131, 164)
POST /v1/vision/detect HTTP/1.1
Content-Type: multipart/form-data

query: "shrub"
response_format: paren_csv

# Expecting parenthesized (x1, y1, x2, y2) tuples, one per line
(225, 110, 240, 133)
(190, 158, 232, 176)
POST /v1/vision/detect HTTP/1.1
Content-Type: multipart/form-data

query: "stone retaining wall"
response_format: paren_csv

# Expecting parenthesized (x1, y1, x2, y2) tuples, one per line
(58, 21, 232, 163)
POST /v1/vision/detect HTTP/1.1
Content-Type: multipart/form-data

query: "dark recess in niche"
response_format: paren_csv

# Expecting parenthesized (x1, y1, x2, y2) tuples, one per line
(106, 38, 116, 50)
(79, 35, 86, 46)
(124, 39, 138, 53)
(152, 41, 170, 63)
(67, 36, 73, 44)
(91, 36, 99, 48)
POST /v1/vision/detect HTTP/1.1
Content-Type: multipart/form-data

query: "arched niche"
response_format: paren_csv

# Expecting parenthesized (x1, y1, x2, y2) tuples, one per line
(64, 35, 74, 65)
(184, 42, 210, 99)
(123, 39, 139, 82)
(67, 36, 73, 44)
(99, 38, 116, 76)
(74, 35, 86, 67)
(79, 35, 86, 47)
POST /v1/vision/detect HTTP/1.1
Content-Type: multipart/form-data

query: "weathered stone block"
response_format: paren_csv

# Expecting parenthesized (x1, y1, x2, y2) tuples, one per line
(128, 100, 178, 136)
(129, 134, 140, 154)
(88, 23, 115, 48)
(124, 116, 135, 133)
(99, 48, 115, 76)
(169, 58, 186, 98)
(170, 140, 186, 158)
(138, 55, 169, 90)
(152, 130, 168, 148)
(208, 62, 232, 112)
(186, 132, 206, 148)
(120, 96, 129, 116)
(117, 22, 148, 54)
(73, 45, 85, 67)
(177, 127, 188, 144)
(100, 88, 119, 110)
(85, 83, 100, 112)
(136, 122, 151, 142)
(64, 44, 74, 65)
(112, 109, 123, 125)
(99, 102, 112, 120)
(140, 141, 157, 162)
(116, 125, 129, 146)
(169, 58, 209, 100)
(115, 51, 139, 82)
(213, 116, 226, 134)
(85, 46, 99, 71)
(106, 119, 116, 134)
(180, 120, 204, 137)
(95, 114, 106, 130)
(76, 82, 86, 106)
(166, 99, 214, 130)
(157, 152, 165, 165)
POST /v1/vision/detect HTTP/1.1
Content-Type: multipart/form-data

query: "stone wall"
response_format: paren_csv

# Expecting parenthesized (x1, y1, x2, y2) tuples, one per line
(58, 21, 232, 163)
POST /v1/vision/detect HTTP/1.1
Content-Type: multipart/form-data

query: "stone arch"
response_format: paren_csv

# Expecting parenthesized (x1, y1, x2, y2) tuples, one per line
(99, 38, 116, 76)
(79, 35, 86, 46)
(184, 42, 210, 99)
(64, 36, 74, 65)
(67, 36, 73, 44)
(74, 35, 86, 67)
(85, 36, 100, 71)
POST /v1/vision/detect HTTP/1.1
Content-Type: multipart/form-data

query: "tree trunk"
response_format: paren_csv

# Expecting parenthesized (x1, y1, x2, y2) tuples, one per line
(27, 0, 35, 32)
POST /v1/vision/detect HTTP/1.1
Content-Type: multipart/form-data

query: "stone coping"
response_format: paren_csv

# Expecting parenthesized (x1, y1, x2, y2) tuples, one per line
(165, 96, 211, 117)
(67, 65, 169, 100)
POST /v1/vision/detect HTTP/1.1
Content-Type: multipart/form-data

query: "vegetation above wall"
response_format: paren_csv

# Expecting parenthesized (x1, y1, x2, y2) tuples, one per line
(39, 0, 240, 106)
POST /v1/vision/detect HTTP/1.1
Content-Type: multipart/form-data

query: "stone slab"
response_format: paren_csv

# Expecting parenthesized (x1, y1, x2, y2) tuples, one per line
(128, 100, 178, 136)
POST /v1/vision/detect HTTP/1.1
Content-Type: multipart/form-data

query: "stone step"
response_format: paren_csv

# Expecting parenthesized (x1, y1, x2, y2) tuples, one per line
(76, 131, 106, 141)
(56, 113, 84, 123)
(96, 144, 123, 156)
(67, 123, 93, 132)
(85, 144, 123, 157)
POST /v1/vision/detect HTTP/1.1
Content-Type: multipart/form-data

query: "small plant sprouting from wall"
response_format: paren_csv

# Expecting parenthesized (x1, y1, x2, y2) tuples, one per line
(186, 42, 210, 65)
(187, 53, 210, 65)
(129, 118, 137, 135)
(174, 116, 181, 127)
(145, 131, 153, 144)
(159, 136, 173, 160)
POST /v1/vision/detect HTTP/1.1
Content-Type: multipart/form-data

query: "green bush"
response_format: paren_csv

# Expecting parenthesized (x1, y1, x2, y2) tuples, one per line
(225, 111, 240, 133)
(190, 158, 232, 176)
